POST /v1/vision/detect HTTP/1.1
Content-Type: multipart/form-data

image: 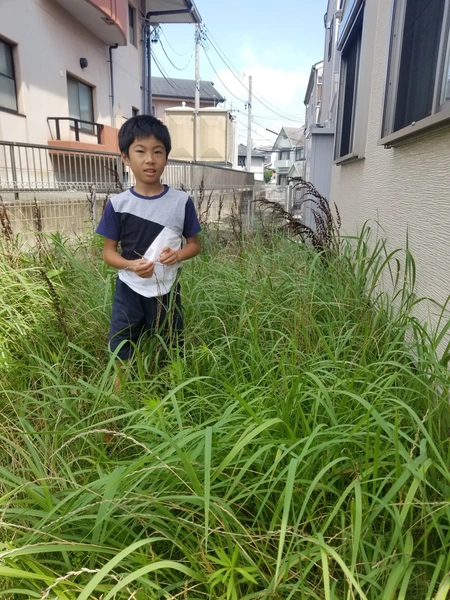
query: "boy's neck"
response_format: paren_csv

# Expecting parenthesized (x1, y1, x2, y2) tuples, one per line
(133, 182, 165, 197)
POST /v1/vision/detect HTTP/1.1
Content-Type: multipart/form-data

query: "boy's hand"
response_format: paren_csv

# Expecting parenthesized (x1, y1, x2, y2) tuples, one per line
(130, 259, 154, 278)
(158, 247, 180, 265)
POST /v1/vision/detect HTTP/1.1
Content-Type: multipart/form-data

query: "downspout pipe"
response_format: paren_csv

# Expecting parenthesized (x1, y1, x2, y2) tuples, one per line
(109, 43, 119, 127)
(142, 21, 147, 114)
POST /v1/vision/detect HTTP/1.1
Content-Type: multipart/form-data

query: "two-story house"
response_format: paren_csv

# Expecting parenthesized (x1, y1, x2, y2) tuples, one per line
(323, 0, 450, 335)
(0, 0, 201, 189)
(271, 127, 305, 187)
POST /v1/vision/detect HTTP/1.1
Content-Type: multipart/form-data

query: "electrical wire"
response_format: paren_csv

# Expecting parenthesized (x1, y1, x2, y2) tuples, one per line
(236, 119, 277, 144)
(158, 39, 194, 71)
(152, 51, 185, 92)
(160, 27, 194, 57)
(200, 45, 247, 103)
(204, 26, 305, 121)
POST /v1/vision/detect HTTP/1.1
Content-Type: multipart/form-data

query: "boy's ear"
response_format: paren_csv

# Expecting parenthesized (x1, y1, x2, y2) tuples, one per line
(121, 153, 130, 166)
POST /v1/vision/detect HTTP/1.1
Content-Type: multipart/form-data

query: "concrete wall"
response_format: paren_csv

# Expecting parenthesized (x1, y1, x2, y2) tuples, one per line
(153, 98, 216, 122)
(330, 0, 450, 325)
(0, 0, 143, 146)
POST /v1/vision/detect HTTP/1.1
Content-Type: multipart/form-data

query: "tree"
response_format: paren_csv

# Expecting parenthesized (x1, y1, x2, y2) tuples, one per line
(264, 169, 274, 183)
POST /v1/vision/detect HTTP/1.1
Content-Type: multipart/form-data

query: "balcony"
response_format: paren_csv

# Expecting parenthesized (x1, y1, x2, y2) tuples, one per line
(145, 0, 201, 23)
(274, 159, 292, 170)
(53, 0, 127, 45)
(47, 117, 119, 153)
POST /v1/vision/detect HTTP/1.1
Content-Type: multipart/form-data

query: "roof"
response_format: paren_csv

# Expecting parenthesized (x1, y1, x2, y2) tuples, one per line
(238, 144, 266, 158)
(304, 60, 324, 105)
(272, 126, 305, 151)
(151, 78, 225, 103)
(145, 0, 202, 24)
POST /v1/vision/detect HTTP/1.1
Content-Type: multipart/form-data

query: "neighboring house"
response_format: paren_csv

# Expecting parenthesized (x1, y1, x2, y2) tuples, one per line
(0, 0, 201, 187)
(300, 0, 342, 227)
(236, 144, 266, 181)
(152, 78, 225, 121)
(271, 127, 305, 186)
(328, 0, 450, 331)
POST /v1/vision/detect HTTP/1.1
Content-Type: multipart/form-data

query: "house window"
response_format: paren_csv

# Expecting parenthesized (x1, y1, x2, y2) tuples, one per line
(382, 0, 450, 138)
(129, 4, 137, 47)
(279, 150, 290, 160)
(0, 39, 17, 112)
(328, 17, 334, 62)
(238, 155, 246, 167)
(335, 2, 364, 160)
(278, 175, 288, 186)
(295, 147, 304, 161)
(67, 75, 94, 132)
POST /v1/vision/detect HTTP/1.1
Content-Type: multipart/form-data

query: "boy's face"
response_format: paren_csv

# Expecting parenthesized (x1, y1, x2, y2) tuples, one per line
(122, 136, 167, 188)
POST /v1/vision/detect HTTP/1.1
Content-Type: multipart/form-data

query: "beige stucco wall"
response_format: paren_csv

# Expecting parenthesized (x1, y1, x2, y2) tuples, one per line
(0, 0, 143, 146)
(153, 98, 217, 122)
(330, 0, 450, 327)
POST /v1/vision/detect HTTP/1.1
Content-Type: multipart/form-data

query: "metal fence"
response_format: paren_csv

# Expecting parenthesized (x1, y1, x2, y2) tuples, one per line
(0, 141, 254, 194)
(0, 140, 265, 238)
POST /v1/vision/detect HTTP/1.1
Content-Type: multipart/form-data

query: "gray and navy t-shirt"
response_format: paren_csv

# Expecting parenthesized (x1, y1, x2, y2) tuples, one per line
(96, 185, 201, 298)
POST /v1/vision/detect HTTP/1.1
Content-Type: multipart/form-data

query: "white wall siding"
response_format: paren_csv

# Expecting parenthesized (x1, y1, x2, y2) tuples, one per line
(330, 0, 450, 327)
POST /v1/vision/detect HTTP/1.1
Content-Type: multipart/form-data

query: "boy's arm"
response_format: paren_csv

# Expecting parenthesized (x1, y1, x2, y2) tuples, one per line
(103, 237, 155, 278)
(158, 235, 201, 265)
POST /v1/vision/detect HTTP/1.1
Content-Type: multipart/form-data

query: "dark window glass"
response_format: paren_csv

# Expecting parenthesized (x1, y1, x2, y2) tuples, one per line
(129, 5, 136, 46)
(394, 0, 445, 132)
(340, 20, 361, 157)
(67, 75, 94, 132)
(0, 39, 17, 111)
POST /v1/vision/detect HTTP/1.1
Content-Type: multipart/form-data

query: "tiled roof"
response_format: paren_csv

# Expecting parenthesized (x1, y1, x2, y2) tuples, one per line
(151, 77, 225, 103)
(283, 127, 304, 146)
(238, 144, 266, 157)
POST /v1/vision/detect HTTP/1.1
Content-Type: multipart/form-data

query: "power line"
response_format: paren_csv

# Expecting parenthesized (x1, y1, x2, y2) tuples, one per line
(204, 26, 305, 121)
(158, 39, 194, 71)
(160, 27, 194, 57)
(236, 119, 277, 144)
(152, 51, 185, 92)
(200, 44, 247, 104)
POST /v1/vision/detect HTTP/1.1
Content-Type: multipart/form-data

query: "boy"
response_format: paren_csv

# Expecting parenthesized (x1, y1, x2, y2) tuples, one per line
(96, 115, 201, 363)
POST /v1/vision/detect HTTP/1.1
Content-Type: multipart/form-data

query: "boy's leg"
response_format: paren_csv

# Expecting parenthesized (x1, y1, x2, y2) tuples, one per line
(143, 285, 184, 349)
(109, 278, 146, 365)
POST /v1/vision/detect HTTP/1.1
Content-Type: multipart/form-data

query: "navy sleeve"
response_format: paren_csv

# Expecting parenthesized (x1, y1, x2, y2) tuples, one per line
(96, 199, 121, 240)
(183, 197, 201, 238)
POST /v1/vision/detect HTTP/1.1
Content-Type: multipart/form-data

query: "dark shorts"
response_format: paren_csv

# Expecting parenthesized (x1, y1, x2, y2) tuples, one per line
(109, 278, 183, 360)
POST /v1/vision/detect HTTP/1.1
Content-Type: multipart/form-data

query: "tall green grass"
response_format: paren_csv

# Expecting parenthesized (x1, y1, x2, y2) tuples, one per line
(0, 226, 450, 599)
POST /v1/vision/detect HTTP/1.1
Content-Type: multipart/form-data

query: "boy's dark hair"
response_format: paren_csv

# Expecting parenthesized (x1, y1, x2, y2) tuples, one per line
(119, 115, 172, 157)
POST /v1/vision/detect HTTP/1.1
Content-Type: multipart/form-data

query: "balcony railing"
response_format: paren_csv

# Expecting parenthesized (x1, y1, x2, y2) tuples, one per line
(48, 117, 104, 145)
(0, 140, 256, 193)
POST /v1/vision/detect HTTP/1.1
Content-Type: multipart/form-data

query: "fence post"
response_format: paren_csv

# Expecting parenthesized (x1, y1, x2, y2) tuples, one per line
(10, 145, 19, 200)
(251, 185, 255, 229)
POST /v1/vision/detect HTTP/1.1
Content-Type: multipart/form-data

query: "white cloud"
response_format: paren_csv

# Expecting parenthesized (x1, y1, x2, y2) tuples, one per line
(212, 44, 309, 148)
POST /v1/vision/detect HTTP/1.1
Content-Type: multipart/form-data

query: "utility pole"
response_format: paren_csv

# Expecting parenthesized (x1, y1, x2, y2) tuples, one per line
(246, 75, 252, 172)
(194, 23, 201, 162)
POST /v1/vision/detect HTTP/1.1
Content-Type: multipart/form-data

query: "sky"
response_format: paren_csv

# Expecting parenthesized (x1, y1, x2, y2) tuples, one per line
(151, 0, 329, 149)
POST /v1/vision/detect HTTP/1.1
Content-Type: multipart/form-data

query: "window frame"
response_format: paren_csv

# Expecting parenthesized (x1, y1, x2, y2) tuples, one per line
(295, 147, 304, 161)
(129, 4, 137, 47)
(334, 0, 365, 162)
(0, 38, 18, 113)
(381, 0, 450, 147)
(67, 74, 95, 133)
